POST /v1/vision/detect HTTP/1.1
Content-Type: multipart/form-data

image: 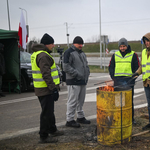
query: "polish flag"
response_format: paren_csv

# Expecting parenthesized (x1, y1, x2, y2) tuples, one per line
(18, 10, 28, 50)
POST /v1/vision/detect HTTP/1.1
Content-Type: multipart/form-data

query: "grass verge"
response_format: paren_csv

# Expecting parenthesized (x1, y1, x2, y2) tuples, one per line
(89, 65, 109, 73)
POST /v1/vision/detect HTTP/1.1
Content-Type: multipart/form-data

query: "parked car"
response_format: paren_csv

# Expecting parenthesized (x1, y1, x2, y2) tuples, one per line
(20, 51, 33, 92)
(20, 51, 63, 92)
(109, 49, 119, 54)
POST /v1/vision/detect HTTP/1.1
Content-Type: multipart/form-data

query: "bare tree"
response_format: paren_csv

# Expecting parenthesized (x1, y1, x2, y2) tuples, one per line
(27, 37, 40, 53)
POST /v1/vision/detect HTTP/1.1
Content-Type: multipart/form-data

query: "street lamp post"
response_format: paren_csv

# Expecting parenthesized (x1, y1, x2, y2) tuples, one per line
(65, 22, 70, 48)
(99, 0, 102, 68)
(6, 0, 11, 30)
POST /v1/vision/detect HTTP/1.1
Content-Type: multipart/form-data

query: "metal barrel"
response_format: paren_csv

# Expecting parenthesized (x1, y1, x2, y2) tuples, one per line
(96, 88, 132, 145)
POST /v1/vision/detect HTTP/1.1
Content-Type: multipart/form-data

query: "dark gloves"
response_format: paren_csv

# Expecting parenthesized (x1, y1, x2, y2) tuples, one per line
(148, 76, 150, 79)
(52, 88, 59, 101)
(132, 72, 139, 78)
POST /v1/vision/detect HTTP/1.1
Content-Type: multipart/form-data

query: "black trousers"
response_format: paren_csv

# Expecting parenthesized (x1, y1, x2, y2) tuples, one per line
(38, 94, 57, 138)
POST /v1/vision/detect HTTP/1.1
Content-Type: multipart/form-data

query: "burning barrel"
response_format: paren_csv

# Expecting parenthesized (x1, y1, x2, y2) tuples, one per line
(97, 85, 132, 145)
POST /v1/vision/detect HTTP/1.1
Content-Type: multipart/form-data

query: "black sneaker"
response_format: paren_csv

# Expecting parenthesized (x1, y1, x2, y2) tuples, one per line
(50, 130, 64, 137)
(77, 117, 91, 124)
(66, 120, 80, 128)
(142, 123, 150, 130)
(39, 136, 58, 144)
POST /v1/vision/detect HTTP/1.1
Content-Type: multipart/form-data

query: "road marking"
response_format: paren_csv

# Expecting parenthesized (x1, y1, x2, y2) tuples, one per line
(89, 75, 110, 79)
(0, 86, 145, 106)
(134, 93, 145, 98)
(0, 86, 102, 106)
(85, 93, 96, 102)
(134, 88, 144, 93)
(134, 103, 147, 109)
(0, 96, 37, 105)
(85, 88, 145, 102)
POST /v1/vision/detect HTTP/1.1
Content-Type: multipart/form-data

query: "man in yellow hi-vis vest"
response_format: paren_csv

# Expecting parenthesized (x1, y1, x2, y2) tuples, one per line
(109, 38, 140, 125)
(31, 33, 63, 143)
(132, 32, 150, 130)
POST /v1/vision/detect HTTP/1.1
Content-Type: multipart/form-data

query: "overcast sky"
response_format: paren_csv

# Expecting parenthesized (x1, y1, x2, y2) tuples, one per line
(1, 0, 150, 44)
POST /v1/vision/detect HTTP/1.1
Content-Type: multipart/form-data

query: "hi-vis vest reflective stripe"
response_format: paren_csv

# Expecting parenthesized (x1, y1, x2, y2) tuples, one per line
(114, 51, 134, 77)
(141, 48, 150, 81)
(31, 51, 60, 88)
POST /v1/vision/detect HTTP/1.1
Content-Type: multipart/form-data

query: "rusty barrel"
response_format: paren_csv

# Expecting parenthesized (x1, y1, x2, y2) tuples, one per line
(96, 87, 132, 145)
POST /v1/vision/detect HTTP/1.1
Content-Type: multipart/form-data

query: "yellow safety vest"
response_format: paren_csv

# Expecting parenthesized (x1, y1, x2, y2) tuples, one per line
(114, 51, 134, 77)
(31, 50, 60, 88)
(141, 48, 150, 81)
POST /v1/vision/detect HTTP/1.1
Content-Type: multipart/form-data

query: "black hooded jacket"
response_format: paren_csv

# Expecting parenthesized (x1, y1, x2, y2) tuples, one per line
(108, 45, 140, 86)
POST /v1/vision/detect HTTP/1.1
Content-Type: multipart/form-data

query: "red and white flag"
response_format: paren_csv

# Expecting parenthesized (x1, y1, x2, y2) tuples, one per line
(106, 48, 109, 54)
(18, 10, 28, 50)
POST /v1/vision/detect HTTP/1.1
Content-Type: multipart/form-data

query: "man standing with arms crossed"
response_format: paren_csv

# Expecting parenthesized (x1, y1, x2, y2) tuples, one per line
(132, 33, 150, 130)
(31, 33, 63, 143)
(63, 36, 90, 128)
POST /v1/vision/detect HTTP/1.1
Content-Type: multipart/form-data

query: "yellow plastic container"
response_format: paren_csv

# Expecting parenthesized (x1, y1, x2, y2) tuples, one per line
(97, 88, 132, 145)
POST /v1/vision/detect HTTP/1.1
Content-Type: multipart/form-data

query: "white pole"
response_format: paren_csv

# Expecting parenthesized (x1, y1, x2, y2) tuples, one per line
(104, 42, 105, 71)
(65, 22, 69, 48)
(99, 0, 102, 68)
(7, 0, 11, 30)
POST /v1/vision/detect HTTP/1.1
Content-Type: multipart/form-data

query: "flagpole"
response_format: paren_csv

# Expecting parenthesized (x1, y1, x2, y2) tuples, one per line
(19, 7, 28, 25)
(19, 7, 29, 37)
(6, 0, 11, 30)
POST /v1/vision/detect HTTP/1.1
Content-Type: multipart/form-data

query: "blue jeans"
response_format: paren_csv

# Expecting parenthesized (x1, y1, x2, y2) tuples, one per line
(144, 86, 150, 123)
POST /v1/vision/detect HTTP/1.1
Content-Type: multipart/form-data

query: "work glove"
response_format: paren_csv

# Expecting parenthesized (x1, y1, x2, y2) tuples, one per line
(52, 88, 59, 101)
(132, 72, 139, 78)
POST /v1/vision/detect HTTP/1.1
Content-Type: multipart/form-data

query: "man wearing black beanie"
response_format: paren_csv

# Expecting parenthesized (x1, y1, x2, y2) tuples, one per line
(63, 36, 90, 128)
(40, 33, 54, 45)
(31, 33, 64, 143)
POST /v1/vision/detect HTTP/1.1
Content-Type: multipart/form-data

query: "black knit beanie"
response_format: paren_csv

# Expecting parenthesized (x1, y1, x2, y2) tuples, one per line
(40, 33, 54, 45)
(118, 38, 128, 47)
(73, 36, 84, 44)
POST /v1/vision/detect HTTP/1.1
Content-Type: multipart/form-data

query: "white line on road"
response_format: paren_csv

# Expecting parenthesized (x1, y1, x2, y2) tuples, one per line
(134, 88, 144, 93)
(0, 86, 144, 106)
(0, 85, 102, 106)
(89, 75, 110, 79)
(0, 96, 37, 105)
(85, 88, 145, 102)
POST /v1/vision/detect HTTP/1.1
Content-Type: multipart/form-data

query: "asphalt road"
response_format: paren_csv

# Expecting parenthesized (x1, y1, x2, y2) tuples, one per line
(54, 56, 111, 66)
(0, 73, 146, 140)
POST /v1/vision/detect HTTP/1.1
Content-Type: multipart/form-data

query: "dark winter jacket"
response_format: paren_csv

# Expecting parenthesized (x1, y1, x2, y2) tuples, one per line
(109, 45, 140, 86)
(63, 45, 90, 85)
(136, 32, 150, 87)
(31, 44, 59, 97)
